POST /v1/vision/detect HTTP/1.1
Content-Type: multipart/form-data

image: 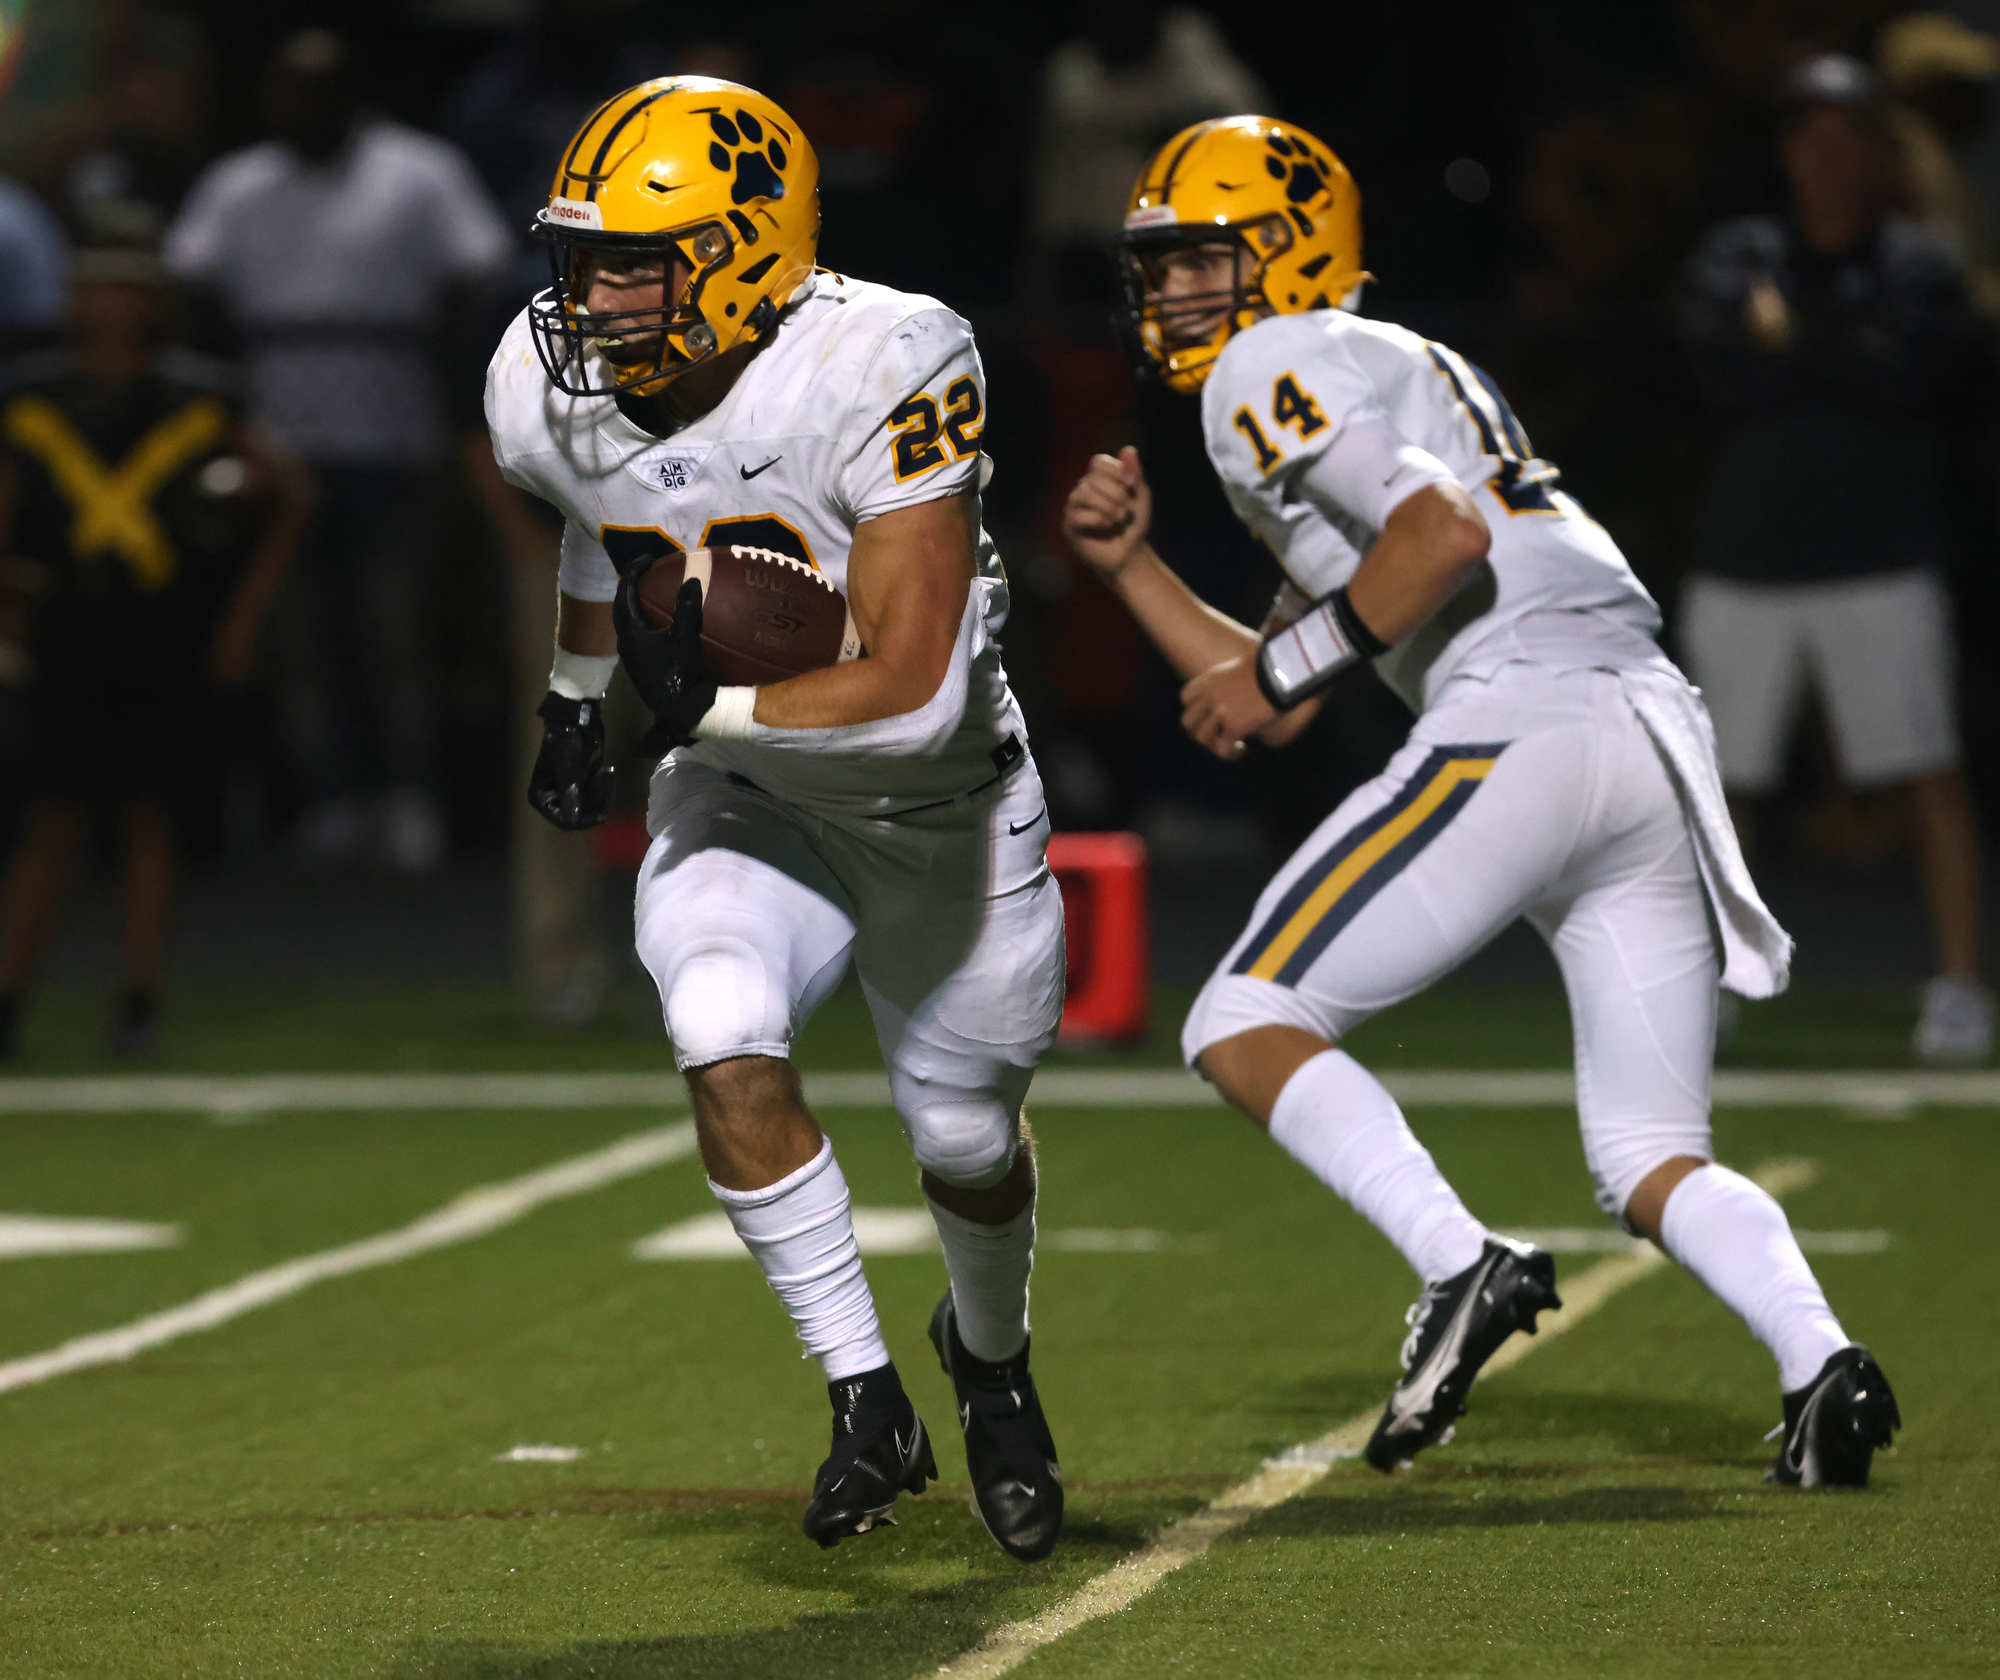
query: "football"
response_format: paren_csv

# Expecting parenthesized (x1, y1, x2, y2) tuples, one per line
(634, 545, 862, 686)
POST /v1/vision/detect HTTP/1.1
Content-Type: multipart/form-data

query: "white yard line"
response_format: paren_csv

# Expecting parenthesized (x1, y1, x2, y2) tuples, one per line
(0, 1215, 184, 1258)
(930, 1157, 1821, 1680)
(0, 1067, 1995, 1118)
(0, 1072, 695, 1122)
(631, 1207, 1202, 1261)
(0, 1122, 697, 1396)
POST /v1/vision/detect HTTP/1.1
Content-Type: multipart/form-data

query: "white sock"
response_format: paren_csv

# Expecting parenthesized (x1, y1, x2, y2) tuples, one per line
(1658, 1164, 1851, 1392)
(925, 1184, 1034, 1363)
(1268, 1049, 1490, 1284)
(709, 1138, 890, 1382)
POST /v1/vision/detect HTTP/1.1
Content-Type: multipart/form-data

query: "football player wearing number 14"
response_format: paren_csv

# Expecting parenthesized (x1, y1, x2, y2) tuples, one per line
(1065, 116, 1901, 1487)
(485, 80, 1066, 1556)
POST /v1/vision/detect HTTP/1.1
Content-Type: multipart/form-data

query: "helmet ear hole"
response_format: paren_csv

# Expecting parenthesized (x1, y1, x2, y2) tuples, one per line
(1253, 214, 1293, 254)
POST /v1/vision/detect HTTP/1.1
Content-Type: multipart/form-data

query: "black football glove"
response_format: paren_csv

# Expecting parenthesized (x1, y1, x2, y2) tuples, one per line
(613, 565, 717, 755)
(526, 691, 613, 830)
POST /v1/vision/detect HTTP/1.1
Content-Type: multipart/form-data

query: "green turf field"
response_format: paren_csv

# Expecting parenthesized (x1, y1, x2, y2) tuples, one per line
(3, 983, 1994, 1677)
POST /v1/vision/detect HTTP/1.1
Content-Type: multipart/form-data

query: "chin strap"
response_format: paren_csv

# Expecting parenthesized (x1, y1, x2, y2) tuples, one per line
(1255, 585, 1390, 711)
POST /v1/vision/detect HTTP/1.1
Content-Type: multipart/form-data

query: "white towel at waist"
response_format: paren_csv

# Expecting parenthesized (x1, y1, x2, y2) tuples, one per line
(1619, 668, 1793, 998)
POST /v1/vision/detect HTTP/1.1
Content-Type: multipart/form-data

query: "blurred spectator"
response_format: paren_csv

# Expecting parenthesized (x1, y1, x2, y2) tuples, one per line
(0, 175, 65, 349)
(63, 9, 209, 252)
(1678, 53, 1996, 1062)
(1029, 1, 1264, 294)
(461, 437, 616, 1026)
(444, 2, 678, 1023)
(0, 244, 310, 1058)
(165, 29, 510, 874)
(1019, 1, 1265, 850)
(1879, 9, 2000, 317)
(442, 0, 675, 317)
(1513, 88, 1712, 311)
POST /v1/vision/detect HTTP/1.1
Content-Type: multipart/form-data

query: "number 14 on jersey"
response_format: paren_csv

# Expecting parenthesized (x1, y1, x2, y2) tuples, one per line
(1233, 373, 1328, 474)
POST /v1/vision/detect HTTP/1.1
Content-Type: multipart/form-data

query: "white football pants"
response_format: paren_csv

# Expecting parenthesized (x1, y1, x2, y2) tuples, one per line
(1183, 664, 1720, 1222)
(634, 755, 1065, 1188)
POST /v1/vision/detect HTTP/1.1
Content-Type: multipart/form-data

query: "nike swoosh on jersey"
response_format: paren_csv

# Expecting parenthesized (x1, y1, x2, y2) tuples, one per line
(740, 456, 782, 480)
(1008, 809, 1047, 836)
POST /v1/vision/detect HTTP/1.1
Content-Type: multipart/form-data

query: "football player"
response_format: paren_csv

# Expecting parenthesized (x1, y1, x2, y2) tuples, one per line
(488, 80, 1064, 1554)
(1064, 117, 1901, 1487)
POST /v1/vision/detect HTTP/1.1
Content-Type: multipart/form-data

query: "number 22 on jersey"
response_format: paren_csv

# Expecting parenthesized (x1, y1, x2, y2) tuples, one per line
(1232, 373, 1329, 475)
(889, 375, 984, 483)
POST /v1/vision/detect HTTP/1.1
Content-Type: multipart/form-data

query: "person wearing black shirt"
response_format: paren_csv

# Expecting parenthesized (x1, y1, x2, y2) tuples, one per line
(0, 246, 310, 1056)
(1680, 54, 1995, 1063)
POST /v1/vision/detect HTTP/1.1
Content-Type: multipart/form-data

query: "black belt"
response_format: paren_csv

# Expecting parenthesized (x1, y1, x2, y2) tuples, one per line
(882, 733, 1025, 819)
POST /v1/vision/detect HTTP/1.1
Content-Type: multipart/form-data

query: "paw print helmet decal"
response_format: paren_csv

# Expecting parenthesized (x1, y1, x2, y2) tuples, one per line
(1114, 115, 1369, 394)
(528, 78, 820, 396)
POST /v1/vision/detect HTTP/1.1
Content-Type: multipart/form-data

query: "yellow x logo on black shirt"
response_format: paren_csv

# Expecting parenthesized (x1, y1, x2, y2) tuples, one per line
(3, 393, 230, 590)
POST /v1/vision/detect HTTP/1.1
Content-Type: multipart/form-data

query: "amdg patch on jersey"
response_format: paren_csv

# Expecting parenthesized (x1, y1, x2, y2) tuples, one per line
(627, 440, 713, 496)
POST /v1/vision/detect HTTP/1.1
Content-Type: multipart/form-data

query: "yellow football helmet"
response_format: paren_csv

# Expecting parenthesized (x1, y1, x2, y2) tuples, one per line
(527, 77, 820, 396)
(1116, 116, 1367, 394)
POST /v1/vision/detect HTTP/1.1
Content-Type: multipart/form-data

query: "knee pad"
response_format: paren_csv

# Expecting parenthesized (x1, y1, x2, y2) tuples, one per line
(634, 847, 853, 1071)
(901, 1090, 1019, 1189)
(654, 935, 792, 1068)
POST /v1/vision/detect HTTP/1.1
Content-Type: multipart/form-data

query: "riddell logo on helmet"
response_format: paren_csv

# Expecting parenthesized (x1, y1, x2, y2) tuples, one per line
(1124, 205, 1179, 229)
(545, 197, 604, 229)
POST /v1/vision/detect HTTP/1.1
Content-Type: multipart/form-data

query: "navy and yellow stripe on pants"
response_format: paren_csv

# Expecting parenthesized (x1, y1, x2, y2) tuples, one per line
(1231, 743, 1510, 986)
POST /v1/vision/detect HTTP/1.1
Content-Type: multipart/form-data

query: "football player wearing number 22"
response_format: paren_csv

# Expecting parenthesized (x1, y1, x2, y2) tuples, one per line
(486, 81, 1064, 1557)
(1066, 117, 1900, 1488)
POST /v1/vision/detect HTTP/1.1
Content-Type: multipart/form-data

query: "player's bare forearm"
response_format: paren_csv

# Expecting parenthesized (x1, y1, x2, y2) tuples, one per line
(1343, 482, 1490, 644)
(1064, 446, 1259, 680)
(1180, 493, 1481, 762)
(558, 591, 617, 657)
(1104, 543, 1262, 681)
(751, 493, 974, 729)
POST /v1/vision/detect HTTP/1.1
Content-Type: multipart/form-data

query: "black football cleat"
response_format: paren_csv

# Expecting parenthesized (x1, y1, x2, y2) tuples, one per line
(1766, 1345, 1901, 1488)
(929, 1293, 1063, 1561)
(1364, 1235, 1561, 1473)
(801, 1364, 936, 1549)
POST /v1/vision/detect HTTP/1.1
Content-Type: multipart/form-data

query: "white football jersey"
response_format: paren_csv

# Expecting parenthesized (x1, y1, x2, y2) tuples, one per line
(486, 273, 1025, 817)
(1201, 309, 1673, 712)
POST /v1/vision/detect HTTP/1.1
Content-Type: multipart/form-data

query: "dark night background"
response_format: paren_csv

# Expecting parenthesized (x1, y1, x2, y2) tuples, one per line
(4, 0, 1999, 995)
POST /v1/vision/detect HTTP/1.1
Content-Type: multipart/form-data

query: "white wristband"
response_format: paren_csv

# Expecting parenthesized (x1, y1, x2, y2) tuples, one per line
(549, 647, 618, 701)
(694, 685, 758, 739)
